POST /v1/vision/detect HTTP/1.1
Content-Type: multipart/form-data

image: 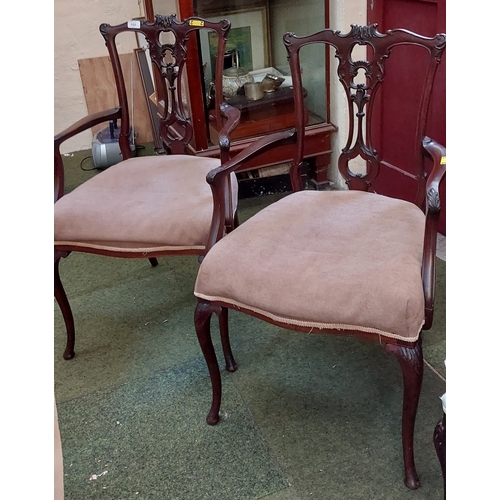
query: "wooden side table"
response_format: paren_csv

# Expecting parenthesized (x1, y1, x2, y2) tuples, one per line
(205, 87, 337, 189)
(221, 87, 309, 140)
(434, 393, 446, 498)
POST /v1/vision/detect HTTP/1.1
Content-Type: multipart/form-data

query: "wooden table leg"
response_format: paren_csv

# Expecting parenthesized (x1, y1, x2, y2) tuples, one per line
(434, 413, 446, 498)
(309, 153, 331, 189)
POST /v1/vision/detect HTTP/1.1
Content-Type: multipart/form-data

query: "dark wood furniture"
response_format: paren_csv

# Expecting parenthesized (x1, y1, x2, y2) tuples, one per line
(193, 24, 446, 491)
(434, 411, 446, 498)
(54, 14, 295, 360)
(142, 0, 336, 188)
(211, 87, 309, 141)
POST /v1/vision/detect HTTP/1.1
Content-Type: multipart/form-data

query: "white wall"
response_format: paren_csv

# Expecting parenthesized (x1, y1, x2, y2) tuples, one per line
(329, 0, 366, 188)
(54, 0, 179, 153)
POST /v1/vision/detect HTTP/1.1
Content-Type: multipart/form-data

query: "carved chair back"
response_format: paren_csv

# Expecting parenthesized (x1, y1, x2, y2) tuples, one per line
(100, 14, 230, 156)
(284, 25, 445, 208)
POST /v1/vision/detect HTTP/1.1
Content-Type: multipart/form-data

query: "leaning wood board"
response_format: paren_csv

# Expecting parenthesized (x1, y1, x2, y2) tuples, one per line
(78, 53, 153, 142)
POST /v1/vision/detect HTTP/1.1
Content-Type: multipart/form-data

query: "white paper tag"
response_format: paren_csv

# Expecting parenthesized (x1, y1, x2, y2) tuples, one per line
(128, 20, 141, 29)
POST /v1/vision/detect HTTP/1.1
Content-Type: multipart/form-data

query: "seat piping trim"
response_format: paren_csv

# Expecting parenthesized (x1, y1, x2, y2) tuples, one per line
(55, 241, 205, 252)
(194, 292, 423, 342)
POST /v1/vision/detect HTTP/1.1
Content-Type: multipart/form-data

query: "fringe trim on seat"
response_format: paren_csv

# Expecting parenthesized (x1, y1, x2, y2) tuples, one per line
(194, 292, 423, 342)
(55, 241, 205, 253)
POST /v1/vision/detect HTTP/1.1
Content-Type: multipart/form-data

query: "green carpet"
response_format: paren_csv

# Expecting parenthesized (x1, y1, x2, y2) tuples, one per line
(58, 358, 287, 500)
(55, 153, 445, 499)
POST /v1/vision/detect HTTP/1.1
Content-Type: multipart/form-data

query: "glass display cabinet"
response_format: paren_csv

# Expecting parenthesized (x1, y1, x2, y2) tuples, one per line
(144, 0, 337, 188)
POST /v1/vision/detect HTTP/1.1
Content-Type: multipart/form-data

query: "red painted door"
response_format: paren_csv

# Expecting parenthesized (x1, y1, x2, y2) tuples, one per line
(367, 0, 446, 234)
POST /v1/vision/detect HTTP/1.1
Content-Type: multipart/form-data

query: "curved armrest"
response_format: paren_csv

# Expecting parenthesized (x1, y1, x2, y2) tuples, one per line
(423, 136, 446, 213)
(208, 128, 296, 185)
(55, 107, 122, 148)
(421, 136, 446, 329)
(217, 102, 241, 162)
(54, 107, 122, 202)
(205, 128, 297, 253)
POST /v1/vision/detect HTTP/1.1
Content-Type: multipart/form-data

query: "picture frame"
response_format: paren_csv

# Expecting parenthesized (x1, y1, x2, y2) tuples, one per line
(200, 7, 269, 81)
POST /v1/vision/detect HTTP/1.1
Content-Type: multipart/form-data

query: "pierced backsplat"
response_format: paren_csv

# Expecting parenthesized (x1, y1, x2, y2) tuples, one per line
(284, 24, 445, 193)
(100, 15, 230, 155)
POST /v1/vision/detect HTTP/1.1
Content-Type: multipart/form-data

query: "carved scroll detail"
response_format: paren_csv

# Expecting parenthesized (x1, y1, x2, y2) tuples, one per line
(99, 23, 111, 40)
(350, 61, 373, 87)
(154, 13, 177, 29)
(347, 24, 384, 41)
(386, 340, 423, 371)
(427, 188, 441, 214)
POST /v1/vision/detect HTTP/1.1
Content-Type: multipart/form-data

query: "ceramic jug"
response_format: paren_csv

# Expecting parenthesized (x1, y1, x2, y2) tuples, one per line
(222, 50, 254, 98)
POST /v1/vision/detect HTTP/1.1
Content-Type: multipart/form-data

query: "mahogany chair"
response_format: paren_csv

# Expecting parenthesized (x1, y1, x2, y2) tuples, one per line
(193, 25, 446, 490)
(54, 14, 294, 360)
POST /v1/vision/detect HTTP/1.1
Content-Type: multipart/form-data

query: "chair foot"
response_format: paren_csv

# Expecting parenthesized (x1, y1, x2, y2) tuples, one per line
(195, 300, 222, 425)
(386, 338, 423, 490)
(404, 475, 421, 491)
(225, 358, 238, 373)
(217, 307, 238, 372)
(206, 411, 220, 426)
(148, 257, 159, 267)
(63, 348, 75, 360)
(55, 253, 75, 360)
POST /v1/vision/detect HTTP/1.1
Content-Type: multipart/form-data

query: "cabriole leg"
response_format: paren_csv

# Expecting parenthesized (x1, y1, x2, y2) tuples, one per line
(54, 252, 75, 360)
(217, 307, 237, 372)
(385, 337, 423, 490)
(194, 300, 222, 425)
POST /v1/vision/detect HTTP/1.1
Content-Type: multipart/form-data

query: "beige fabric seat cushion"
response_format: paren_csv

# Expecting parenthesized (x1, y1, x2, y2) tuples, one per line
(54, 155, 238, 253)
(195, 190, 426, 341)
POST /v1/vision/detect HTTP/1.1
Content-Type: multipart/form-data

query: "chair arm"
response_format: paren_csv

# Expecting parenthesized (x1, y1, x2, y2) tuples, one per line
(54, 107, 122, 148)
(205, 128, 297, 253)
(208, 128, 296, 184)
(214, 102, 241, 225)
(54, 107, 122, 203)
(421, 136, 446, 329)
(217, 102, 241, 162)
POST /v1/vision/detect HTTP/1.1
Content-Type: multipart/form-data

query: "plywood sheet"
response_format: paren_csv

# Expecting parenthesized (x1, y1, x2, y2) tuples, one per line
(78, 53, 153, 142)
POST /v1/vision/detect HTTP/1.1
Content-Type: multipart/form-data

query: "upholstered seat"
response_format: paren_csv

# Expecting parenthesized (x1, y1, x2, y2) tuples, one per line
(195, 190, 425, 341)
(55, 155, 238, 252)
(55, 15, 293, 361)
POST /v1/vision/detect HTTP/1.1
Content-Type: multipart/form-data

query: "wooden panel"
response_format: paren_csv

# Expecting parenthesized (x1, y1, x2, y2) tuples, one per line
(78, 53, 153, 142)
(368, 0, 446, 234)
